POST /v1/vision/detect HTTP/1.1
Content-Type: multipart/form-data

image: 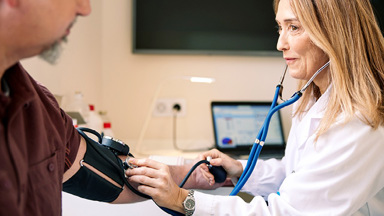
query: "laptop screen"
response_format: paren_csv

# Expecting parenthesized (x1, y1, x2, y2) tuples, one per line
(211, 101, 285, 157)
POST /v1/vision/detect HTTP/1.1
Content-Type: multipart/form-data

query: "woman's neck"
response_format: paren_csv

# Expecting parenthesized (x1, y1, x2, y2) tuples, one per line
(313, 68, 331, 95)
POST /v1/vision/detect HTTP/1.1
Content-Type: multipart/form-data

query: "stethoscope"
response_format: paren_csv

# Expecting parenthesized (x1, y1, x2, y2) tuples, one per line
(230, 60, 330, 196)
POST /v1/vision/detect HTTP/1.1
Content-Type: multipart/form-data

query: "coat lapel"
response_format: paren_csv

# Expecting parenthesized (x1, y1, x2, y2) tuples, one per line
(294, 86, 332, 150)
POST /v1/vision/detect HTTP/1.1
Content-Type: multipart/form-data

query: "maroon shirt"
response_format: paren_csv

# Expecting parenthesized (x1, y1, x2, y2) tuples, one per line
(0, 63, 80, 216)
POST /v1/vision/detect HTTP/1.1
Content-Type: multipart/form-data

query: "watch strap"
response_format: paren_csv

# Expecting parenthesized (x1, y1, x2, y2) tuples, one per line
(182, 190, 195, 216)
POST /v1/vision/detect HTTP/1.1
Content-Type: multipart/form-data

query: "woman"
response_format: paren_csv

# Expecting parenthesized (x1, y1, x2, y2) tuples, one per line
(126, 0, 384, 215)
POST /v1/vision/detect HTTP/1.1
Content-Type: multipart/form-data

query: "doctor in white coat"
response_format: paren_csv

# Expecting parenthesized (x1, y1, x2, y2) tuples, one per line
(126, 0, 384, 215)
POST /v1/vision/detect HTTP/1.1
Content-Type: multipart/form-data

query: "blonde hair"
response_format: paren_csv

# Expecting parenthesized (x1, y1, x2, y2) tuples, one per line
(274, 0, 384, 136)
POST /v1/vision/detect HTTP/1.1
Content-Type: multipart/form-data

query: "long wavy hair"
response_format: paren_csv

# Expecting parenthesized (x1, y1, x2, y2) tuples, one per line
(274, 0, 384, 136)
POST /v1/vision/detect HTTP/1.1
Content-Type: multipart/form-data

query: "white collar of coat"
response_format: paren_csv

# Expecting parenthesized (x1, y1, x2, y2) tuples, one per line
(292, 84, 332, 148)
(310, 84, 332, 119)
(294, 84, 332, 120)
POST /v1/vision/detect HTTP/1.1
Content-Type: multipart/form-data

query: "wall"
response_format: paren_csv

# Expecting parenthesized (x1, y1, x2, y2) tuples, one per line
(21, 0, 297, 152)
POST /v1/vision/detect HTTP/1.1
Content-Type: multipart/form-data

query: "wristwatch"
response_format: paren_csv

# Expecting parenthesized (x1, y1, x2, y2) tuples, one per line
(182, 190, 195, 216)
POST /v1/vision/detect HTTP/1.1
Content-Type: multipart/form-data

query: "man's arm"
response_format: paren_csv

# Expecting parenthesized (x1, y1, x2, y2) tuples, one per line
(62, 136, 227, 203)
(63, 137, 146, 203)
(63, 137, 86, 182)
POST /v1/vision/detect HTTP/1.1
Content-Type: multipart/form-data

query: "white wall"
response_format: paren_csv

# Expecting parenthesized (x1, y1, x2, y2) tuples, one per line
(21, 0, 297, 152)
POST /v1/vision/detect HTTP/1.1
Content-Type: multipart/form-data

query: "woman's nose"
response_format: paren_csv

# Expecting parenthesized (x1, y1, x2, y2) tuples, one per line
(276, 33, 289, 51)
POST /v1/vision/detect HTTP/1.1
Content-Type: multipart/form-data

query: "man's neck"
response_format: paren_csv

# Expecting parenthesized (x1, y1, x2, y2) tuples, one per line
(0, 59, 13, 92)
(0, 45, 20, 81)
(0, 55, 19, 85)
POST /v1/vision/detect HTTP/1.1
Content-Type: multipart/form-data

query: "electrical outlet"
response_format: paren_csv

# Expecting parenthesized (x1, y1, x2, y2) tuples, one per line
(153, 98, 186, 117)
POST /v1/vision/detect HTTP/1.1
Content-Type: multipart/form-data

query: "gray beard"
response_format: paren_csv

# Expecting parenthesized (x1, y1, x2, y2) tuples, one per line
(39, 18, 75, 65)
(38, 38, 66, 65)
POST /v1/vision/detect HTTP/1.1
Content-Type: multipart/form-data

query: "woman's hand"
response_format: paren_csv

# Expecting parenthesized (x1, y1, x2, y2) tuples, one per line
(198, 149, 243, 185)
(125, 158, 188, 213)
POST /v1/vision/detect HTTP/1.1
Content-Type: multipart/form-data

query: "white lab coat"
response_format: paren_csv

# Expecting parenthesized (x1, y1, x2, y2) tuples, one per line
(194, 87, 384, 215)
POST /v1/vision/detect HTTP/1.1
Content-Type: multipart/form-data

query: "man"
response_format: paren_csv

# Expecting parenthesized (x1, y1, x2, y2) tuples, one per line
(0, 0, 220, 215)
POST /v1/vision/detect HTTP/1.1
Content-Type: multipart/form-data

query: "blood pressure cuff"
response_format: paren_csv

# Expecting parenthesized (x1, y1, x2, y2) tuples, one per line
(63, 134, 125, 202)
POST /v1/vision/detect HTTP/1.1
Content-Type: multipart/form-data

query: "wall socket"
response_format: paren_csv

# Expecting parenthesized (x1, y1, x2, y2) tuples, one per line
(153, 98, 186, 117)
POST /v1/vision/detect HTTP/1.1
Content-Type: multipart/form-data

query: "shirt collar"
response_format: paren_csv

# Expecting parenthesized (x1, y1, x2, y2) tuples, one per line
(1, 76, 10, 97)
(3, 62, 36, 105)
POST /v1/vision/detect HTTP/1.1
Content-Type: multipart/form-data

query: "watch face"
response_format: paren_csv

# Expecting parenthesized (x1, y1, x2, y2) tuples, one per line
(185, 199, 195, 209)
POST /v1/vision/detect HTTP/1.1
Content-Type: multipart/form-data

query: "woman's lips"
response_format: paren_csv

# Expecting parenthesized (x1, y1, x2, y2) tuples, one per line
(284, 58, 297, 65)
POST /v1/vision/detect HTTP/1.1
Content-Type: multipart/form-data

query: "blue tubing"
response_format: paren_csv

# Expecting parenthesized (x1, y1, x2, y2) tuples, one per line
(230, 90, 302, 196)
(260, 92, 301, 142)
(230, 144, 262, 195)
(235, 86, 281, 186)
(237, 129, 263, 182)
(271, 86, 281, 108)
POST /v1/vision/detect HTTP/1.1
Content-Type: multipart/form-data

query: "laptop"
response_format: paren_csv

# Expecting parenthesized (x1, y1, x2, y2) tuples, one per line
(211, 101, 286, 159)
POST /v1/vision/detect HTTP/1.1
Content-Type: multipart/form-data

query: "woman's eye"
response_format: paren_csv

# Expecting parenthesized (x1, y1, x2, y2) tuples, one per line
(289, 25, 299, 31)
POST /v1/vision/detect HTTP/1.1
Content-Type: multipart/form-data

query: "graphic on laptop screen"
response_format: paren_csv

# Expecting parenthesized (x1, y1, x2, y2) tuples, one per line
(211, 102, 285, 150)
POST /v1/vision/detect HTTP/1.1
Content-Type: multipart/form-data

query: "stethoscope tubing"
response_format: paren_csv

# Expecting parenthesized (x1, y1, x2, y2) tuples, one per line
(234, 86, 281, 189)
(230, 87, 302, 195)
(230, 61, 330, 196)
